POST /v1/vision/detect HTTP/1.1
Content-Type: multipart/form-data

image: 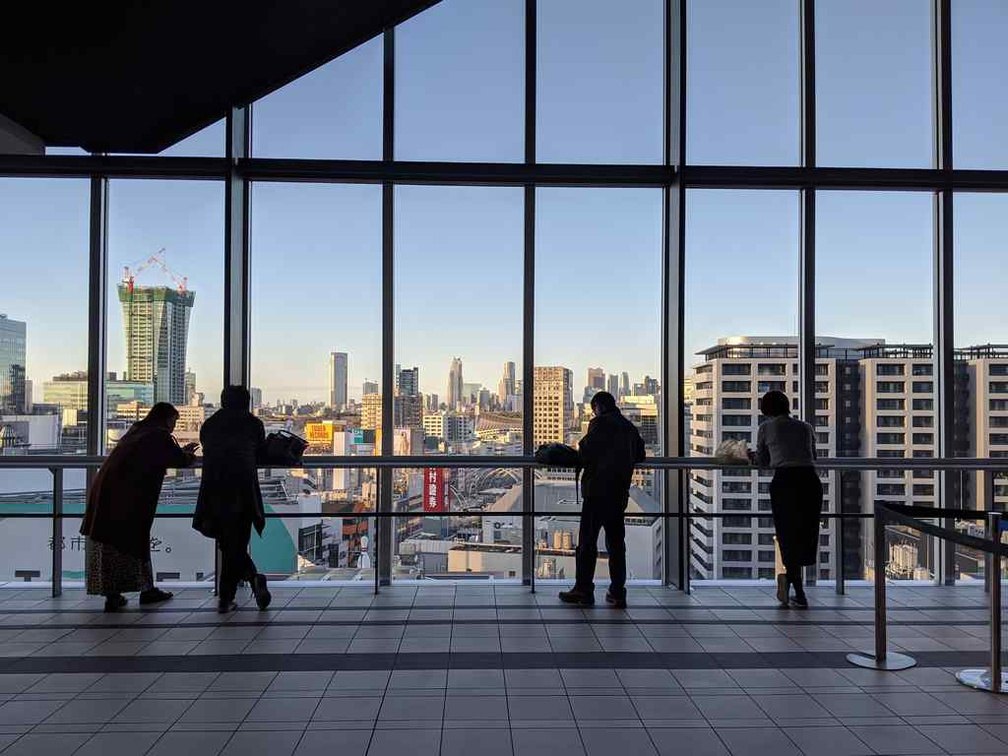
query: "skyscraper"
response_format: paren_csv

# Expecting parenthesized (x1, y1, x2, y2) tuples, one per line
(587, 367, 605, 391)
(498, 361, 516, 404)
(329, 352, 348, 411)
(607, 373, 619, 398)
(363, 380, 379, 397)
(399, 367, 419, 396)
(184, 370, 197, 405)
(533, 366, 573, 448)
(447, 357, 464, 410)
(118, 284, 194, 405)
(0, 315, 26, 414)
(620, 371, 630, 398)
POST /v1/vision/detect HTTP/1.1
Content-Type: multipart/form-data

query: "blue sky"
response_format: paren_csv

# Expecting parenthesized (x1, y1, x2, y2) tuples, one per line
(2, 0, 1007, 406)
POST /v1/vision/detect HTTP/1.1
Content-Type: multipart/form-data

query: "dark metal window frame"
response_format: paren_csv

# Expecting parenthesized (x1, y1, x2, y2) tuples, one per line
(0, 0, 994, 590)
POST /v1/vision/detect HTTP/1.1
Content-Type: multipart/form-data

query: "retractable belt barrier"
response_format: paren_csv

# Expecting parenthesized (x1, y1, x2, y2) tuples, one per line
(847, 502, 1007, 693)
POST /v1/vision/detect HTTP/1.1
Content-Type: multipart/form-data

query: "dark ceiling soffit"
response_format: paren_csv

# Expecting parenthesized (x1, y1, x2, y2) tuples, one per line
(1, 0, 439, 154)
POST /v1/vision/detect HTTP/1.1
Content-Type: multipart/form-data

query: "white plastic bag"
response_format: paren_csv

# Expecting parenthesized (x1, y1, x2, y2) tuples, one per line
(715, 438, 751, 465)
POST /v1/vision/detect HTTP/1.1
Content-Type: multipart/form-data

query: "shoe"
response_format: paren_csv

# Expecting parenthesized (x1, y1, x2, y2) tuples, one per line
(791, 594, 809, 609)
(252, 574, 272, 610)
(776, 573, 789, 607)
(139, 588, 174, 605)
(558, 589, 595, 606)
(218, 599, 238, 614)
(103, 594, 127, 613)
(605, 591, 627, 609)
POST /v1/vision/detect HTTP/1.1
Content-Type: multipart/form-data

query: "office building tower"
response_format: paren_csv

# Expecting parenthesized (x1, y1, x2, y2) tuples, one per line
(462, 382, 481, 406)
(447, 357, 463, 409)
(398, 367, 419, 396)
(394, 393, 423, 430)
(587, 367, 605, 391)
(426, 393, 439, 412)
(533, 366, 573, 448)
(42, 372, 88, 412)
(184, 370, 197, 405)
(620, 371, 630, 398)
(329, 352, 348, 411)
(249, 387, 263, 411)
(607, 373, 619, 398)
(363, 380, 379, 397)
(643, 375, 659, 396)
(394, 363, 401, 393)
(0, 314, 27, 414)
(118, 283, 195, 405)
(498, 361, 516, 404)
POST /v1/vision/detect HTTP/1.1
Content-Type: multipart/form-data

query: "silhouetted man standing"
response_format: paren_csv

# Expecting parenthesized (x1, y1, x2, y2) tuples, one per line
(193, 385, 271, 613)
(560, 391, 645, 609)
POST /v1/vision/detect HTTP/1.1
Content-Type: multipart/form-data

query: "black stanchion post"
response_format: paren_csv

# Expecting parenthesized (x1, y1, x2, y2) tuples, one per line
(847, 504, 916, 671)
(958, 511, 1007, 693)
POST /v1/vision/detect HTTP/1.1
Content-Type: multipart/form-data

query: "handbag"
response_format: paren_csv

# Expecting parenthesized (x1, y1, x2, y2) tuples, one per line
(535, 443, 583, 506)
(263, 430, 308, 465)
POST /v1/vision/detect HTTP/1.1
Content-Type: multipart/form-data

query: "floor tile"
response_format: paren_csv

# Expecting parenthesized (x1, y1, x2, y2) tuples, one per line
(512, 728, 585, 756)
(648, 728, 729, 756)
(580, 727, 657, 755)
(914, 723, 1008, 754)
(178, 698, 256, 724)
(246, 697, 320, 723)
(43, 698, 129, 724)
(847, 724, 944, 755)
(507, 695, 574, 722)
(1, 732, 92, 756)
(113, 698, 193, 724)
(715, 727, 802, 756)
(0, 700, 67, 725)
(311, 697, 381, 722)
(75, 731, 162, 756)
(294, 729, 370, 756)
(782, 726, 872, 756)
(441, 727, 512, 756)
(366, 728, 440, 756)
(219, 730, 303, 756)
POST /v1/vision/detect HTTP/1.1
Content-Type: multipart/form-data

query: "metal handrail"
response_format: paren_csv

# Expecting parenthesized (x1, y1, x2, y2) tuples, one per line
(3, 454, 1008, 471)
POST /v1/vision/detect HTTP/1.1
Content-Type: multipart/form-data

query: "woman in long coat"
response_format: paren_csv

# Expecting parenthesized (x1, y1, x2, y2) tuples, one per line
(752, 390, 823, 608)
(81, 402, 197, 611)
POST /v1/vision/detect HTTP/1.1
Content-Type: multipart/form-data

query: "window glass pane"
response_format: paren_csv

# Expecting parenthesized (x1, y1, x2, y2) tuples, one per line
(953, 1, 1008, 168)
(537, 0, 663, 164)
(392, 186, 523, 580)
(107, 180, 224, 451)
(113, 119, 224, 158)
(687, 0, 799, 165)
(816, 0, 932, 167)
(685, 190, 798, 582)
(251, 183, 381, 581)
(535, 188, 663, 581)
(253, 37, 383, 159)
(817, 191, 935, 581)
(0, 178, 89, 452)
(954, 194, 1008, 581)
(396, 0, 523, 162)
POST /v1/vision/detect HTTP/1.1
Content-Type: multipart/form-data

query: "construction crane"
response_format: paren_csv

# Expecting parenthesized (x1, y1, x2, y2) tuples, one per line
(122, 248, 188, 294)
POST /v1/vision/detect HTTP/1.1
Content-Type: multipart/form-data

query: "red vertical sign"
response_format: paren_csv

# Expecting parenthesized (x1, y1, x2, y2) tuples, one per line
(423, 468, 445, 513)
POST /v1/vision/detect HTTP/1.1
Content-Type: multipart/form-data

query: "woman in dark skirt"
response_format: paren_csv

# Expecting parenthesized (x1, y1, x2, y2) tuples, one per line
(752, 390, 823, 608)
(81, 403, 198, 611)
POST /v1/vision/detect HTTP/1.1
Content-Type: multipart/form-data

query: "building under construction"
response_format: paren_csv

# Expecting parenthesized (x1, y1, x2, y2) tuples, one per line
(118, 252, 195, 406)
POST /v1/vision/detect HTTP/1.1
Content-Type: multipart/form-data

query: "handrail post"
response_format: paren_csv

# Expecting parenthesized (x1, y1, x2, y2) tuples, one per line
(51, 468, 63, 598)
(847, 504, 916, 671)
(991, 512, 1002, 693)
(957, 510, 1007, 693)
(873, 507, 887, 663)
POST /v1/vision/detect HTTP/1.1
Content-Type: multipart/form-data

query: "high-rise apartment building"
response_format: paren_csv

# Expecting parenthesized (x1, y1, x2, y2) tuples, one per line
(394, 394, 423, 430)
(328, 352, 348, 411)
(607, 373, 620, 398)
(361, 393, 381, 431)
(533, 366, 573, 448)
(249, 387, 263, 411)
(498, 361, 516, 404)
(447, 357, 463, 410)
(620, 372, 630, 398)
(0, 314, 27, 414)
(587, 367, 605, 391)
(118, 284, 195, 405)
(363, 380, 379, 397)
(184, 370, 197, 405)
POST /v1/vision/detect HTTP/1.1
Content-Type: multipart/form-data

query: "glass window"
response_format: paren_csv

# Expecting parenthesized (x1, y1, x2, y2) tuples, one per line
(537, 0, 663, 163)
(536, 188, 662, 581)
(396, 0, 523, 162)
(816, 0, 932, 167)
(113, 119, 224, 158)
(687, 0, 799, 165)
(253, 37, 383, 159)
(107, 180, 224, 452)
(0, 179, 89, 451)
(953, 1, 1008, 168)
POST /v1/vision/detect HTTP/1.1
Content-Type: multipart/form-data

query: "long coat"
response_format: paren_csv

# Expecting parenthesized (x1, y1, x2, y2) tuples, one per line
(192, 408, 266, 539)
(578, 408, 646, 511)
(80, 422, 193, 558)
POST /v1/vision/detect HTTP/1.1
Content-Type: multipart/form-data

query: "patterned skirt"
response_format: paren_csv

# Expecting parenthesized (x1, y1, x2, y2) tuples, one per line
(85, 538, 153, 596)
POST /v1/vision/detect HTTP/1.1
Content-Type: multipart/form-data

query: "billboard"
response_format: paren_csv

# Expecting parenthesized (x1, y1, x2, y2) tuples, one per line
(423, 468, 448, 513)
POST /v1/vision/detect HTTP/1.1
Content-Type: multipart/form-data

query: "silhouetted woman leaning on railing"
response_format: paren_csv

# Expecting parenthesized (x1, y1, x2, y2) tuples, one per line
(751, 390, 823, 608)
(81, 402, 198, 612)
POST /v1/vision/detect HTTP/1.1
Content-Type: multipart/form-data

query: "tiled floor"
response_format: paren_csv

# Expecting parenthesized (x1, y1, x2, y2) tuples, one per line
(0, 583, 1004, 754)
